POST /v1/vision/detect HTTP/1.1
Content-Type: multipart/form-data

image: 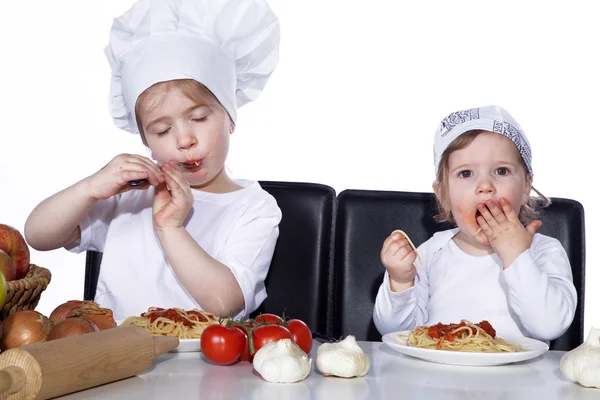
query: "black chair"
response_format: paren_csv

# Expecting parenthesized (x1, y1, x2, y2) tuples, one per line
(84, 181, 336, 336)
(331, 189, 585, 351)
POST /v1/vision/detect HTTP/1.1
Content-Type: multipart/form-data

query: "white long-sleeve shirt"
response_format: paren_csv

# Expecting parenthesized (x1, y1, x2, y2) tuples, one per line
(373, 228, 577, 341)
(67, 179, 281, 321)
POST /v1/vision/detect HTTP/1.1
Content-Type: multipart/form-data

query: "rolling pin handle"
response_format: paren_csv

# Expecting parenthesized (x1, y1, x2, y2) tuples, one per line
(0, 366, 26, 396)
(153, 336, 180, 356)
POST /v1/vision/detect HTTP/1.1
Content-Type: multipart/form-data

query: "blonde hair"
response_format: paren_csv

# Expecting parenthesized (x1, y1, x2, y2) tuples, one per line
(434, 130, 550, 226)
(134, 79, 235, 145)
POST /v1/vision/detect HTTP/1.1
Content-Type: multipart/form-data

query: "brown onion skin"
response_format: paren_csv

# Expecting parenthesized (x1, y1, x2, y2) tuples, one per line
(49, 300, 87, 325)
(46, 317, 99, 341)
(82, 312, 117, 331)
(0, 310, 53, 350)
(49, 300, 116, 330)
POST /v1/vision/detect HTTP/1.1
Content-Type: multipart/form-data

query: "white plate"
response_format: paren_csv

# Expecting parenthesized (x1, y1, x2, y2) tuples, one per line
(381, 330, 549, 366)
(116, 320, 201, 353)
(171, 338, 201, 353)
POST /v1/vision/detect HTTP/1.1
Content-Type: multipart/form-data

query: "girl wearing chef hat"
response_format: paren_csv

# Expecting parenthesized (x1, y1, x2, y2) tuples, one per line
(373, 105, 577, 342)
(25, 0, 282, 321)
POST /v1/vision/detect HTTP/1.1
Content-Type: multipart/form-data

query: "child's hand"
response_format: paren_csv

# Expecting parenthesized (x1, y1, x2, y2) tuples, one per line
(380, 231, 417, 291)
(152, 161, 194, 229)
(86, 154, 164, 200)
(476, 198, 542, 268)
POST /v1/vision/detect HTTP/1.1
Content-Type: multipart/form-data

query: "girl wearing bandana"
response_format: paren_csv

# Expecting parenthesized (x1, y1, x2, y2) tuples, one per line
(24, 0, 282, 321)
(373, 106, 577, 342)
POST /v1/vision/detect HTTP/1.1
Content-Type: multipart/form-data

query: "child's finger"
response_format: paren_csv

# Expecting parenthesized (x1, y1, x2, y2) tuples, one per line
(477, 203, 499, 228)
(383, 239, 408, 258)
(381, 232, 405, 254)
(161, 165, 185, 196)
(164, 163, 191, 192)
(498, 198, 519, 223)
(391, 240, 412, 258)
(131, 156, 164, 185)
(161, 164, 191, 201)
(123, 160, 161, 186)
(477, 215, 493, 236)
(485, 200, 508, 224)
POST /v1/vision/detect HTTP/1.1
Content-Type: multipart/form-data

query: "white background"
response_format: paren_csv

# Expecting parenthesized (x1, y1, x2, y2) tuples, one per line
(0, 1, 598, 334)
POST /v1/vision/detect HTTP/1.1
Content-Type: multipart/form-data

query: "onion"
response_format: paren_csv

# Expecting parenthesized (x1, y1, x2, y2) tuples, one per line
(49, 300, 87, 325)
(0, 310, 53, 351)
(81, 310, 117, 331)
(49, 300, 117, 330)
(46, 317, 98, 341)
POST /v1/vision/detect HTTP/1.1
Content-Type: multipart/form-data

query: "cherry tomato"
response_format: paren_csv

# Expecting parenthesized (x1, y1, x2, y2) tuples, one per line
(252, 324, 292, 354)
(254, 313, 283, 325)
(201, 324, 246, 365)
(286, 319, 313, 354)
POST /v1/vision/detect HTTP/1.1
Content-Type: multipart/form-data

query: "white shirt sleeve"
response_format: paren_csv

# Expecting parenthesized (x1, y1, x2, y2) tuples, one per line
(373, 270, 430, 335)
(216, 197, 282, 318)
(502, 234, 577, 341)
(64, 196, 120, 254)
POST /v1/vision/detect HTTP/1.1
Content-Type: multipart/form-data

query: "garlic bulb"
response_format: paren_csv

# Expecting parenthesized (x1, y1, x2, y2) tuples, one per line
(560, 327, 600, 388)
(316, 335, 370, 378)
(253, 339, 312, 383)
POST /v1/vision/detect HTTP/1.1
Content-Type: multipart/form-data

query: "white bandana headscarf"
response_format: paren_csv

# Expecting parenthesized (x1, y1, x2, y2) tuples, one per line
(433, 105, 533, 177)
(104, 0, 280, 134)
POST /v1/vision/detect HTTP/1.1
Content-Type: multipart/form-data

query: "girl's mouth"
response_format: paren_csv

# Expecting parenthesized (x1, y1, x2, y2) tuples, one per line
(180, 159, 202, 172)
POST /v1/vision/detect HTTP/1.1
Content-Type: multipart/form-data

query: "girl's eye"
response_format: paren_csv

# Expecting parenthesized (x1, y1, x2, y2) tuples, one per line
(192, 116, 207, 122)
(496, 167, 509, 176)
(458, 170, 472, 178)
(156, 128, 170, 136)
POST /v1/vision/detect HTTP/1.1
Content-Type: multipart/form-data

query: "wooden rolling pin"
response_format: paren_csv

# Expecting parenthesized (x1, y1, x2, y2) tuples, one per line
(0, 325, 178, 399)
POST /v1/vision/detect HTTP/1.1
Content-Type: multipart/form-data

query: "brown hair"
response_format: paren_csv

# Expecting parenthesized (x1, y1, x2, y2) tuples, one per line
(134, 79, 235, 145)
(433, 130, 550, 226)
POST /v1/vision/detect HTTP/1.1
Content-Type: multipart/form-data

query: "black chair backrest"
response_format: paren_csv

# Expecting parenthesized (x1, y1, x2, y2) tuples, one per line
(84, 181, 335, 335)
(332, 189, 585, 351)
(251, 181, 335, 335)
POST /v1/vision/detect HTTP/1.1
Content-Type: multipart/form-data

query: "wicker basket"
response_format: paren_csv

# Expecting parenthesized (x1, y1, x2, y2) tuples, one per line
(1, 264, 52, 320)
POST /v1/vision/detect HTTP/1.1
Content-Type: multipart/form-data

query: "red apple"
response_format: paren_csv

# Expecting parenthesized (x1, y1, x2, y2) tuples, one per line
(0, 224, 30, 279)
(0, 250, 16, 281)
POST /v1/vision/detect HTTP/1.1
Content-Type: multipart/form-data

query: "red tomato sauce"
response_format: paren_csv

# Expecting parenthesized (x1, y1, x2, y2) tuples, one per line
(427, 320, 496, 341)
(142, 308, 217, 327)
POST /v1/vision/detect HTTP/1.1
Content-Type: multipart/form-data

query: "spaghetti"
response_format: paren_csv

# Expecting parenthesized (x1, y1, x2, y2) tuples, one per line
(405, 320, 524, 353)
(120, 307, 220, 339)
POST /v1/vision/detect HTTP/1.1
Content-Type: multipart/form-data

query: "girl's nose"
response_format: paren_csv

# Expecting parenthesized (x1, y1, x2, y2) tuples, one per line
(476, 178, 495, 194)
(176, 129, 197, 150)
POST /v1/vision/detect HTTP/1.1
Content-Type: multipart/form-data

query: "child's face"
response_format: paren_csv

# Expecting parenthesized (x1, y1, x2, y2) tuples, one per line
(138, 88, 231, 189)
(444, 132, 532, 241)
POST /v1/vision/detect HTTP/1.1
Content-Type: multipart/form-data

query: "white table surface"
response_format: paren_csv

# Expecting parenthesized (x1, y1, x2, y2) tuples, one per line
(59, 340, 600, 400)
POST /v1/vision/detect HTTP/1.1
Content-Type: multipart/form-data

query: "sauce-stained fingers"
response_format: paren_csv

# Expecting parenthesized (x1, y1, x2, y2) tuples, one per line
(477, 204, 499, 227)
(484, 200, 508, 223)
(498, 198, 519, 222)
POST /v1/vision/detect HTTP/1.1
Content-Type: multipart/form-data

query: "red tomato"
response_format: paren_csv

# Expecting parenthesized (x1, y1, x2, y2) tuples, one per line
(254, 313, 283, 325)
(286, 319, 313, 354)
(233, 323, 254, 362)
(200, 324, 246, 365)
(252, 324, 292, 354)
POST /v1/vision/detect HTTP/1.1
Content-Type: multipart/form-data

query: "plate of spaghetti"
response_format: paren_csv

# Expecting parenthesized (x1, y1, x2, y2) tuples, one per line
(119, 307, 221, 352)
(381, 320, 549, 366)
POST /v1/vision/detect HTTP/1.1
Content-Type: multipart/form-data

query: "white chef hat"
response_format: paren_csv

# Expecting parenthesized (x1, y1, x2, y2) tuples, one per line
(433, 105, 533, 178)
(104, 0, 280, 134)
